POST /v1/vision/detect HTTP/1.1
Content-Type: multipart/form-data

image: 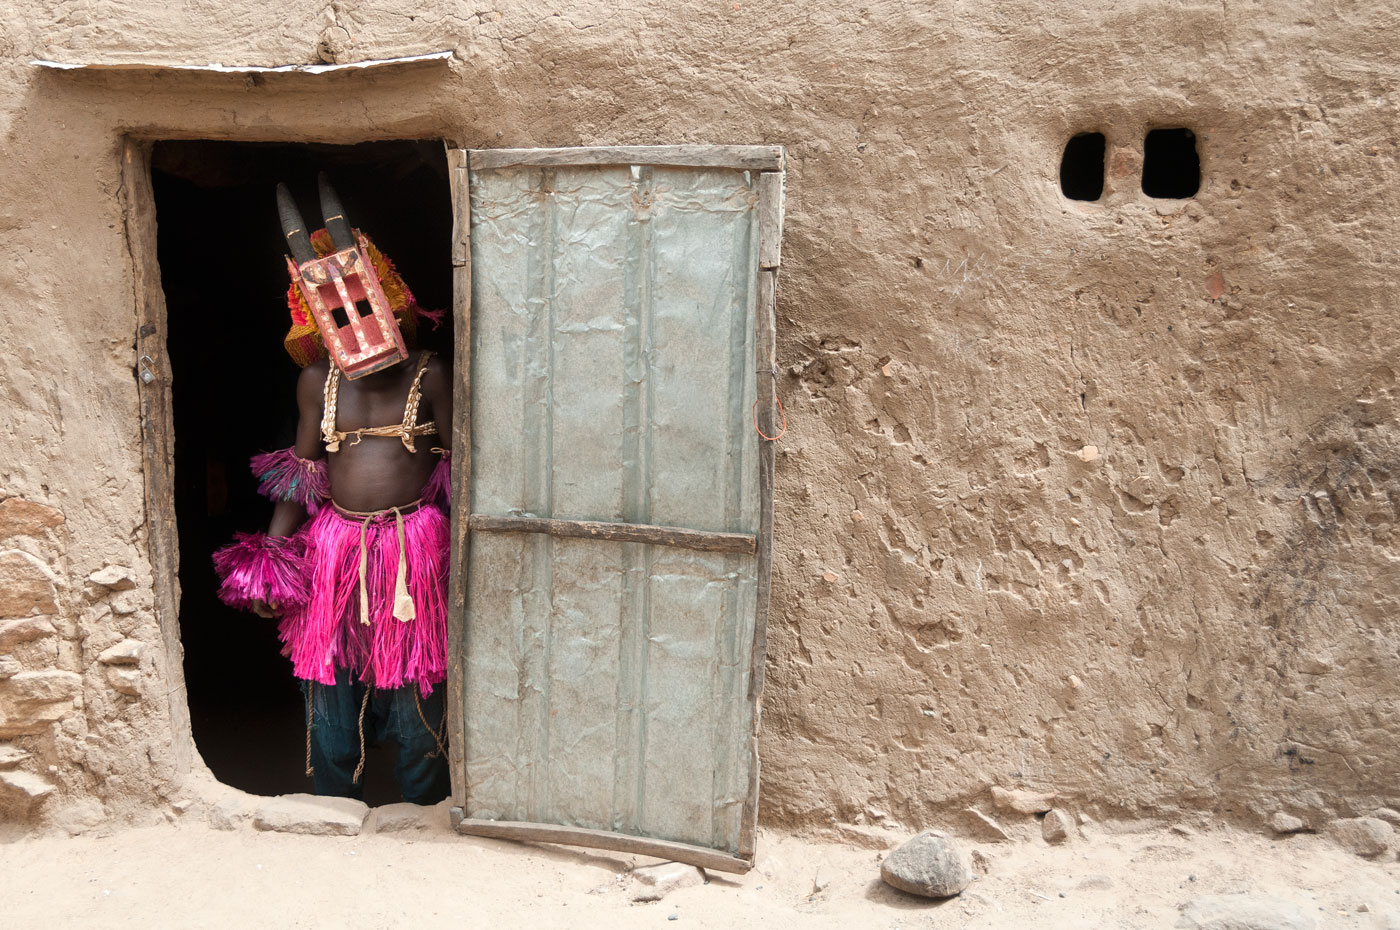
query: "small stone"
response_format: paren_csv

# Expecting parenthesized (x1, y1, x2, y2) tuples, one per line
(106, 667, 142, 697)
(98, 640, 146, 666)
(630, 862, 704, 902)
(1042, 809, 1074, 844)
(1176, 893, 1315, 930)
(1076, 445, 1100, 463)
(369, 801, 432, 833)
(171, 798, 194, 814)
(1078, 874, 1114, 890)
(1268, 812, 1307, 834)
(87, 566, 136, 592)
(1171, 823, 1198, 837)
(208, 796, 251, 831)
(0, 655, 22, 679)
(991, 786, 1055, 814)
(0, 498, 65, 537)
(0, 553, 58, 617)
(1327, 817, 1394, 858)
(0, 769, 56, 809)
(109, 592, 140, 616)
(0, 744, 30, 768)
(880, 830, 975, 899)
(253, 793, 369, 835)
(1371, 808, 1400, 826)
(0, 617, 57, 651)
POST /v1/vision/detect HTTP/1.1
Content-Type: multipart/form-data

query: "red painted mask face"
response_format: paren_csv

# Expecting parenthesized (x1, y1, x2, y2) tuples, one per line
(278, 175, 409, 379)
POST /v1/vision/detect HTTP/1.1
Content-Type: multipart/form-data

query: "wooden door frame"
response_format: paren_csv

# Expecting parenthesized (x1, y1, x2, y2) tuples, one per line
(122, 138, 195, 779)
(445, 144, 785, 873)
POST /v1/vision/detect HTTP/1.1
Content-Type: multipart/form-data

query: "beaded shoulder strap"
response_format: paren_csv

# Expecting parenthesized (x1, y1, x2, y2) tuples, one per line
(320, 352, 436, 453)
(321, 365, 342, 451)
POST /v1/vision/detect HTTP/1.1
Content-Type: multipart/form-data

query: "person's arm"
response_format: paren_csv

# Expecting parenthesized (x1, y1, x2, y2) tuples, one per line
(266, 364, 329, 538)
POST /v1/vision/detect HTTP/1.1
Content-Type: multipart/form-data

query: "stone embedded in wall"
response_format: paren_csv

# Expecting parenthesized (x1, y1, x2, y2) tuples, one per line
(0, 670, 82, 738)
(0, 498, 64, 538)
(86, 565, 136, 594)
(98, 639, 146, 665)
(0, 656, 19, 679)
(105, 666, 142, 697)
(0, 743, 30, 768)
(0, 552, 59, 618)
(1269, 811, 1308, 834)
(990, 786, 1056, 814)
(0, 617, 57, 651)
(0, 769, 56, 810)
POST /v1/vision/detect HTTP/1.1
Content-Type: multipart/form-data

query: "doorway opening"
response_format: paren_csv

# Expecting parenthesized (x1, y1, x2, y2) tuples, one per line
(151, 139, 453, 804)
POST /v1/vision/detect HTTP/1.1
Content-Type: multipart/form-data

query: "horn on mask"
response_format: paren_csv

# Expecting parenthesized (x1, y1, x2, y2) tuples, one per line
(276, 183, 316, 265)
(318, 173, 356, 252)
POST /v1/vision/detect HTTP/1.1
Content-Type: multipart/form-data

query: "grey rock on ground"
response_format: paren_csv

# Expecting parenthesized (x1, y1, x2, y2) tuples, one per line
(880, 830, 975, 899)
(630, 862, 704, 902)
(253, 793, 369, 836)
(1327, 817, 1394, 858)
(1042, 808, 1075, 844)
(1177, 893, 1316, 930)
(1268, 812, 1307, 834)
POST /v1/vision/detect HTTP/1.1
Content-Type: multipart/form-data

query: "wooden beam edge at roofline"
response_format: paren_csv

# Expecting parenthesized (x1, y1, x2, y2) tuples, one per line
(453, 817, 754, 875)
(469, 514, 758, 554)
(466, 145, 784, 172)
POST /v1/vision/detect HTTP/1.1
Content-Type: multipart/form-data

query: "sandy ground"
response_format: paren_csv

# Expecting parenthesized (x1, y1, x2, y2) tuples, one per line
(2, 806, 1398, 930)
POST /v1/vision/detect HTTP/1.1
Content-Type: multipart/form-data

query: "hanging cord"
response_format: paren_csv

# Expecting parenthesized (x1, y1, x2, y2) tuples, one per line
(414, 689, 449, 760)
(304, 682, 315, 777)
(352, 687, 371, 784)
(751, 366, 787, 441)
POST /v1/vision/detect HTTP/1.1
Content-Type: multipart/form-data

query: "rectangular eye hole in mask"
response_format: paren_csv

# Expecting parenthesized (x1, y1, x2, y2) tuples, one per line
(331, 305, 350, 328)
(355, 299, 374, 318)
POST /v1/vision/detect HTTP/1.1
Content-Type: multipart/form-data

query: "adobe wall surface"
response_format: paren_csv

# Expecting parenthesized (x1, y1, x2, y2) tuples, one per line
(0, 1, 1396, 835)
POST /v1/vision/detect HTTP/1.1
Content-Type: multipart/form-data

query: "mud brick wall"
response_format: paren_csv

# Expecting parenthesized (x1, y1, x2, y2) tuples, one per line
(0, 1, 1395, 834)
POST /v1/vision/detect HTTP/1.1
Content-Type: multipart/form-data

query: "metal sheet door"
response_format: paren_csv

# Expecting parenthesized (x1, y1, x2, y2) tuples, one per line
(446, 146, 783, 872)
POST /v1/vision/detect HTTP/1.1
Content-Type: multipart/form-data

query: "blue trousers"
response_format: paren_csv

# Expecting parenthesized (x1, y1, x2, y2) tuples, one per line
(303, 669, 451, 805)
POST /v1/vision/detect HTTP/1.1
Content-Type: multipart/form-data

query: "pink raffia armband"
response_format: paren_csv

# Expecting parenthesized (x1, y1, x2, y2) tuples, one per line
(251, 447, 329, 512)
(422, 450, 451, 510)
(212, 532, 311, 612)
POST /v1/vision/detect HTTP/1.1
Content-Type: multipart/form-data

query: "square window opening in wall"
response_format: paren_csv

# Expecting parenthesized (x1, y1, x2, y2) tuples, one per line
(1060, 132, 1106, 201)
(1142, 128, 1200, 198)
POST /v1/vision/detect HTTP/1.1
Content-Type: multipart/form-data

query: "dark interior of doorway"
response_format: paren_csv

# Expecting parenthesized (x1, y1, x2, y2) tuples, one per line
(152, 139, 453, 805)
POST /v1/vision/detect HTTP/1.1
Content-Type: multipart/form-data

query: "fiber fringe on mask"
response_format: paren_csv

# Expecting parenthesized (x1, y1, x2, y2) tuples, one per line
(277, 504, 449, 696)
(212, 532, 311, 611)
(251, 448, 329, 511)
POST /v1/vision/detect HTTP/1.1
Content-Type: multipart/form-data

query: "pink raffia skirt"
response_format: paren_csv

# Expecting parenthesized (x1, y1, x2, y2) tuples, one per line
(278, 501, 449, 695)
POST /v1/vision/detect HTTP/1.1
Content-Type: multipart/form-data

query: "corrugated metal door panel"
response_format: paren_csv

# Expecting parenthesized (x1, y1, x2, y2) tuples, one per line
(455, 149, 778, 870)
